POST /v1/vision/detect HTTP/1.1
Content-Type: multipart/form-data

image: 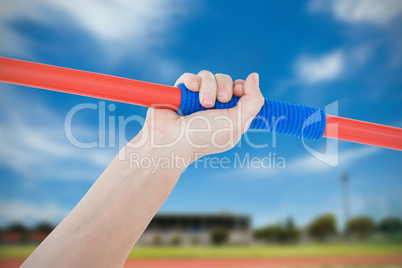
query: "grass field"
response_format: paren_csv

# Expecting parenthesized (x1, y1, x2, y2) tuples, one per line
(1, 244, 401, 259)
(127, 244, 402, 259)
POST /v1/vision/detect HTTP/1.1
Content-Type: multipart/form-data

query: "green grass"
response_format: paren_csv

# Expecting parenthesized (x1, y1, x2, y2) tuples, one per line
(0, 245, 37, 258)
(1, 244, 401, 259)
(127, 244, 402, 259)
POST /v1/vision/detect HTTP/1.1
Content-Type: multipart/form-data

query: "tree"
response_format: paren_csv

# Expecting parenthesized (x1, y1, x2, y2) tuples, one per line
(254, 218, 300, 244)
(152, 235, 162, 246)
(346, 216, 375, 239)
(284, 217, 300, 243)
(190, 236, 201, 246)
(6, 222, 29, 243)
(254, 225, 284, 243)
(285, 217, 295, 230)
(307, 214, 337, 241)
(7, 223, 28, 234)
(170, 235, 181, 246)
(210, 229, 229, 245)
(378, 217, 402, 236)
(34, 222, 55, 235)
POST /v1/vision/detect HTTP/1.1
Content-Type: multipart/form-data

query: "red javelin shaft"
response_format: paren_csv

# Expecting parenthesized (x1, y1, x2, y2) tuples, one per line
(0, 56, 181, 109)
(0, 57, 401, 150)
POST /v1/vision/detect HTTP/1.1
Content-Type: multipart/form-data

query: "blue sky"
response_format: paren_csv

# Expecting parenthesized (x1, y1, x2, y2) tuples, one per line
(0, 0, 401, 229)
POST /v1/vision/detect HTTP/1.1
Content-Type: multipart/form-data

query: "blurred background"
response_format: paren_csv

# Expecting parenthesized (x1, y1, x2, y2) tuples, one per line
(0, 0, 401, 267)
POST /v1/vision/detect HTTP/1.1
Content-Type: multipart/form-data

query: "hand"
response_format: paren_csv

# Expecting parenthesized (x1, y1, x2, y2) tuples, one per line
(22, 71, 264, 268)
(127, 71, 264, 168)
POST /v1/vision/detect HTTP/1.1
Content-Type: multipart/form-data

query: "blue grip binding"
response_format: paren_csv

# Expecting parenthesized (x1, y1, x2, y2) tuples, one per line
(177, 83, 326, 140)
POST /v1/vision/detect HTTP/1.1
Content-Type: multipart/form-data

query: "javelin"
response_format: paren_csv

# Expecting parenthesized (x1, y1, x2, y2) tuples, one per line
(0, 57, 401, 150)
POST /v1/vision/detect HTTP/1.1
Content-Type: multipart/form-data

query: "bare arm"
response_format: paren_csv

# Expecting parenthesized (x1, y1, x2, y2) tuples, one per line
(22, 71, 263, 267)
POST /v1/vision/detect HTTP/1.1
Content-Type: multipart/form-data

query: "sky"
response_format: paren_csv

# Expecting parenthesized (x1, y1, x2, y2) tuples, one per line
(0, 0, 401, 229)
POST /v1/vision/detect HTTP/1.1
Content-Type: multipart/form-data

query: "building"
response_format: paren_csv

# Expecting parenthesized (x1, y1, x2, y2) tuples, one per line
(0, 222, 54, 244)
(138, 212, 252, 245)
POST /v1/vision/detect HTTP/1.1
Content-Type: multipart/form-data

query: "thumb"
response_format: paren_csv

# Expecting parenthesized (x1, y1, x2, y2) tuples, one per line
(232, 73, 264, 133)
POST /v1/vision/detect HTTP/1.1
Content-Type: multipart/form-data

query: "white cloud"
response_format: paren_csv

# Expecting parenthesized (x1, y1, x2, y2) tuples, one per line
(307, 0, 402, 71)
(0, 85, 117, 181)
(289, 146, 378, 172)
(0, 198, 70, 226)
(0, 24, 32, 57)
(309, 0, 402, 26)
(0, 0, 189, 44)
(0, 0, 194, 62)
(295, 50, 344, 84)
(214, 146, 379, 180)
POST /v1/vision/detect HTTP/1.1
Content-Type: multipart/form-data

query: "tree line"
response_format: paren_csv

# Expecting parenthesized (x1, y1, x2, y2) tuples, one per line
(254, 214, 402, 243)
(1, 214, 402, 245)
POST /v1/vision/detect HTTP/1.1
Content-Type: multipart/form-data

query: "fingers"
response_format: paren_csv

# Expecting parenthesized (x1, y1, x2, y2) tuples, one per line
(174, 73, 201, 92)
(233, 79, 245, 97)
(175, 71, 246, 109)
(215, 73, 233, 103)
(198, 70, 217, 108)
(232, 73, 264, 133)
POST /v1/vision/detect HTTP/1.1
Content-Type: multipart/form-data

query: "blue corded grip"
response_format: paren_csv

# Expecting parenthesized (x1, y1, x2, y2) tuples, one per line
(177, 83, 326, 140)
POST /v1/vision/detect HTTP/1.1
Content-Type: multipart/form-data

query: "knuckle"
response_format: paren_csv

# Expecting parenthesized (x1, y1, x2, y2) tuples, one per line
(215, 73, 230, 79)
(181, 72, 193, 79)
(198, 70, 213, 77)
(216, 74, 233, 88)
(257, 94, 265, 107)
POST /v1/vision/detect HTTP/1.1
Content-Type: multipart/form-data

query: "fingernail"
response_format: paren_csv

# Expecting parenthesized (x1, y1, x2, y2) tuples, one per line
(253, 73, 259, 86)
(218, 87, 229, 99)
(234, 84, 243, 93)
(203, 93, 213, 106)
(191, 79, 200, 88)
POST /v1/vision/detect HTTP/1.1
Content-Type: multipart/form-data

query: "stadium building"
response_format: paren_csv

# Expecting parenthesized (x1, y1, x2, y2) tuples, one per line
(138, 212, 252, 245)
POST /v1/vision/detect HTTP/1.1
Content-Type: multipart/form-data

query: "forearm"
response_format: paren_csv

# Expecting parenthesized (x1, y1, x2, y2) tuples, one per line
(22, 71, 262, 267)
(22, 142, 186, 267)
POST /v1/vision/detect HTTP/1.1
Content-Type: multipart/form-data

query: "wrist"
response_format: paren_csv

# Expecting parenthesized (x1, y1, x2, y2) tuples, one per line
(121, 133, 196, 174)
